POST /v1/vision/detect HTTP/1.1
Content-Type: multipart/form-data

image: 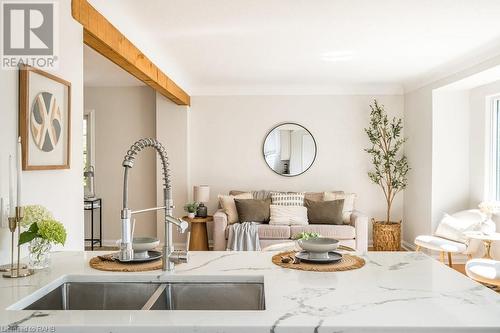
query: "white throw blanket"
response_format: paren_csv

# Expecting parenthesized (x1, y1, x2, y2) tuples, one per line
(226, 222, 261, 251)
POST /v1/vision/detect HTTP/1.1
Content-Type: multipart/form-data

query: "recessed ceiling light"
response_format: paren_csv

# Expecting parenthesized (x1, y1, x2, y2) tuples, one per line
(321, 51, 354, 62)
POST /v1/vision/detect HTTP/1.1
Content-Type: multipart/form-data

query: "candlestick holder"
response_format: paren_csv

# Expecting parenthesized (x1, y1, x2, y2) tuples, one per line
(2, 207, 33, 278)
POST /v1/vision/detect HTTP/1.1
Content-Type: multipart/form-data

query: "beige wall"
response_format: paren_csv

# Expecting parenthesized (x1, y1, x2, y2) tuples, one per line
(155, 94, 190, 244)
(189, 95, 405, 243)
(84, 86, 157, 243)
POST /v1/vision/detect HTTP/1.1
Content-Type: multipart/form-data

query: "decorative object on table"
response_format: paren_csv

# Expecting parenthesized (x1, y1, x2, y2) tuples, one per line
(263, 123, 317, 177)
(112, 250, 162, 263)
(184, 202, 199, 219)
(296, 237, 339, 259)
(184, 215, 212, 251)
(294, 231, 321, 240)
(83, 165, 96, 199)
(19, 65, 71, 170)
(365, 99, 409, 251)
(3, 141, 33, 278)
(89, 254, 162, 272)
(193, 185, 210, 217)
(132, 237, 160, 259)
(478, 201, 499, 235)
(295, 251, 343, 264)
(272, 251, 365, 272)
(19, 206, 66, 270)
(84, 197, 102, 250)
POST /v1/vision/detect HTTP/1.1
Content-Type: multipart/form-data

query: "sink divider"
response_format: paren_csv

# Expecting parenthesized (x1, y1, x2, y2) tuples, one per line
(141, 284, 167, 310)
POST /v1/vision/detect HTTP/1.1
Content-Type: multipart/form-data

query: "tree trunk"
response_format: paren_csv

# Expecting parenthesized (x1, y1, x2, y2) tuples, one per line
(386, 198, 392, 223)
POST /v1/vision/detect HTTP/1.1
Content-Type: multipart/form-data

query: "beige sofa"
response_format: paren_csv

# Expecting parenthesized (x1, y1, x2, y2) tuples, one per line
(212, 190, 368, 252)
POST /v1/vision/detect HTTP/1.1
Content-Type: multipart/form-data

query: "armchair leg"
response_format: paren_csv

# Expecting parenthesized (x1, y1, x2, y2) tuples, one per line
(467, 254, 472, 260)
(415, 245, 421, 252)
(440, 251, 445, 263)
(447, 252, 453, 267)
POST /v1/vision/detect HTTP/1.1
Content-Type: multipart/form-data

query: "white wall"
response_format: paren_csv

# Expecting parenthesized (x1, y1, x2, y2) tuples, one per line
(189, 95, 405, 241)
(431, 90, 471, 229)
(403, 54, 500, 250)
(155, 93, 190, 244)
(0, 0, 83, 264)
(469, 80, 500, 206)
(84, 86, 157, 243)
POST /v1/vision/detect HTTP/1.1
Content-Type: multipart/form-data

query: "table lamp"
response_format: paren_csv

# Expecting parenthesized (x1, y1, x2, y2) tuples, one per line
(194, 185, 210, 218)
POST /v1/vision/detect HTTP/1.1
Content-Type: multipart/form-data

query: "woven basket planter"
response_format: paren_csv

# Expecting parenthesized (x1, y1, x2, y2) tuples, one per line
(372, 219, 401, 251)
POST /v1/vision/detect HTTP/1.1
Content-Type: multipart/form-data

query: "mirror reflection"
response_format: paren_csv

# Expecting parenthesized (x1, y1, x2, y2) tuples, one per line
(263, 123, 316, 177)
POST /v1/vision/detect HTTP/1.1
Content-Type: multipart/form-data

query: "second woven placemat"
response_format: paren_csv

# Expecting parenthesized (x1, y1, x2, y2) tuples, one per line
(272, 251, 365, 272)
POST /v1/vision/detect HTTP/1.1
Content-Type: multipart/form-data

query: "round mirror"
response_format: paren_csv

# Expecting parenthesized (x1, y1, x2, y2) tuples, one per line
(263, 123, 317, 177)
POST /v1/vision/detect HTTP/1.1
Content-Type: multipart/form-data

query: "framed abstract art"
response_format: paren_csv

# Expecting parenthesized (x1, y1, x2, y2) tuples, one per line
(19, 65, 71, 170)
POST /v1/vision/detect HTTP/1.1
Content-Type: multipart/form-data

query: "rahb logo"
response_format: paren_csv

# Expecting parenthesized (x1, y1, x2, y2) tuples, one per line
(1, 1, 59, 69)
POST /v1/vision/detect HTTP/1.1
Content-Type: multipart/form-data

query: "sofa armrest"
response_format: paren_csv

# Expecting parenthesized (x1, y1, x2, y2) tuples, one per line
(212, 209, 228, 251)
(350, 210, 368, 253)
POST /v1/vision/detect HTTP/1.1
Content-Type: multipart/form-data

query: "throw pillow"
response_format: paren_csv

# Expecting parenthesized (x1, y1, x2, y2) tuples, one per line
(324, 191, 357, 223)
(234, 198, 272, 223)
(271, 192, 305, 206)
(218, 192, 253, 224)
(269, 205, 308, 226)
(304, 198, 344, 225)
(434, 211, 483, 243)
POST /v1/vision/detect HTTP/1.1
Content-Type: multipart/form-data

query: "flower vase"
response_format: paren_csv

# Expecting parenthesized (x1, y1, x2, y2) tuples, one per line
(29, 238, 52, 269)
(188, 212, 195, 219)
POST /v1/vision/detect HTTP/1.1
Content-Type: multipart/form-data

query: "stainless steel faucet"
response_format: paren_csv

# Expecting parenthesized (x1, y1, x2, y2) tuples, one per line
(119, 138, 189, 271)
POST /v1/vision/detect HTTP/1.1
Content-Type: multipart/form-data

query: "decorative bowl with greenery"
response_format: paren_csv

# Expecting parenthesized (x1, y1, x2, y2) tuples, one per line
(184, 202, 199, 219)
(19, 205, 67, 269)
(294, 232, 321, 240)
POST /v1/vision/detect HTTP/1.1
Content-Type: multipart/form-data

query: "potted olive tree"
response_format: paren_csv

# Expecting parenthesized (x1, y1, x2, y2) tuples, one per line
(365, 100, 409, 251)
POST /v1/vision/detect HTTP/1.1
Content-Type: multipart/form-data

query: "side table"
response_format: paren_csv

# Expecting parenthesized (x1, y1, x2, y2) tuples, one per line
(464, 232, 500, 259)
(183, 215, 212, 251)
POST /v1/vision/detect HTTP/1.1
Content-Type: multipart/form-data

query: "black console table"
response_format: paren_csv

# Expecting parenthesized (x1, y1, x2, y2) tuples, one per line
(84, 197, 102, 250)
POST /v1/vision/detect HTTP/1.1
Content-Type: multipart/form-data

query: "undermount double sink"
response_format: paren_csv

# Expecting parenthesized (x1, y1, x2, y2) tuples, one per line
(15, 276, 265, 311)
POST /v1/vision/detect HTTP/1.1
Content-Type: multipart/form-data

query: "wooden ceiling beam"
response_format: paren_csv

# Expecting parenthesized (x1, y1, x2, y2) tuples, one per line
(72, 0, 190, 106)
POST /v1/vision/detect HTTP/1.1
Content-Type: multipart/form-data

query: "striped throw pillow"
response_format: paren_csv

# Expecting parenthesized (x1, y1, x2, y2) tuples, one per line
(271, 192, 305, 206)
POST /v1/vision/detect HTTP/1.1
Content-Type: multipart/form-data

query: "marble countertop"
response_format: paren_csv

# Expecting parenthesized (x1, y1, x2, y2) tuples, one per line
(0, 250, 499, 332)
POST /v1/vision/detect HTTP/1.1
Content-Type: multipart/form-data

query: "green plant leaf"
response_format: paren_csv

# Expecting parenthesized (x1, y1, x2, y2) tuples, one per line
(27, 222, 39, 234)
(19, 231, 37, 245)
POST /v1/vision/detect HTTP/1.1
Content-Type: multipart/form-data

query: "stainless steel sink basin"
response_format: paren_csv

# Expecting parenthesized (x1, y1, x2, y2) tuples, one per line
(22, 280, 265, 311)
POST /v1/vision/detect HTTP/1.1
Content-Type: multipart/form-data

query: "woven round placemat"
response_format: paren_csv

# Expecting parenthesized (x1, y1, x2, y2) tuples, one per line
(272, 251, 365, 272)
(89, 254, 162, 272)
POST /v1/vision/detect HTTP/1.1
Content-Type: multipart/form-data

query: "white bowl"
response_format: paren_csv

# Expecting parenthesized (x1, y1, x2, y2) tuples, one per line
(133, 237, 159, 251)
(297, 237, 339, 259)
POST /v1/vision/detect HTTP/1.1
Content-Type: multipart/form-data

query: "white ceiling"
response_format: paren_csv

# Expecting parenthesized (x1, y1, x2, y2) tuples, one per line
(83, 45, 144, 87)
(87, 0, 500, 94)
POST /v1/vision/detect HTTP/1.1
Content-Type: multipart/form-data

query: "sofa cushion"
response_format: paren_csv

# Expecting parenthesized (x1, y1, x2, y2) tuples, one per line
(304, 198, 344, 225)
(290, 225, 356, 240)
(225, 224, 291, 239)
(271, 192, 305, 206)
(324, 191, 357, 223)
(269, 205, 308, 225)
(235, 198, 271, 223)
(218, 192, 253, 224)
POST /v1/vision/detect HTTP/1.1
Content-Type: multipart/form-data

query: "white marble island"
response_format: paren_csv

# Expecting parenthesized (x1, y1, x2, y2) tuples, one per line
(0, 251, 499, 332)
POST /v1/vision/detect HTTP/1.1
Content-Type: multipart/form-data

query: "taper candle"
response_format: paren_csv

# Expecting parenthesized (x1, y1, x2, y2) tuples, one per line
(17, 137, 22, 207)
(8, 155, 14, 216)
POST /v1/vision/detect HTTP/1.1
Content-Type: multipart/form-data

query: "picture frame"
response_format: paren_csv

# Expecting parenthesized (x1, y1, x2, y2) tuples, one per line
(19, 65, 71, 170)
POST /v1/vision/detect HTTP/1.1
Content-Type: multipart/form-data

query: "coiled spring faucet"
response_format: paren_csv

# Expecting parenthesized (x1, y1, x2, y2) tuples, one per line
(119, 138, 189, 271)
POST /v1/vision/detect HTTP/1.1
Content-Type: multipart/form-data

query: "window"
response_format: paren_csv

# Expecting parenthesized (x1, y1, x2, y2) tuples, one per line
(83, 110, 95, 189)
(491, 98, 500, 200)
